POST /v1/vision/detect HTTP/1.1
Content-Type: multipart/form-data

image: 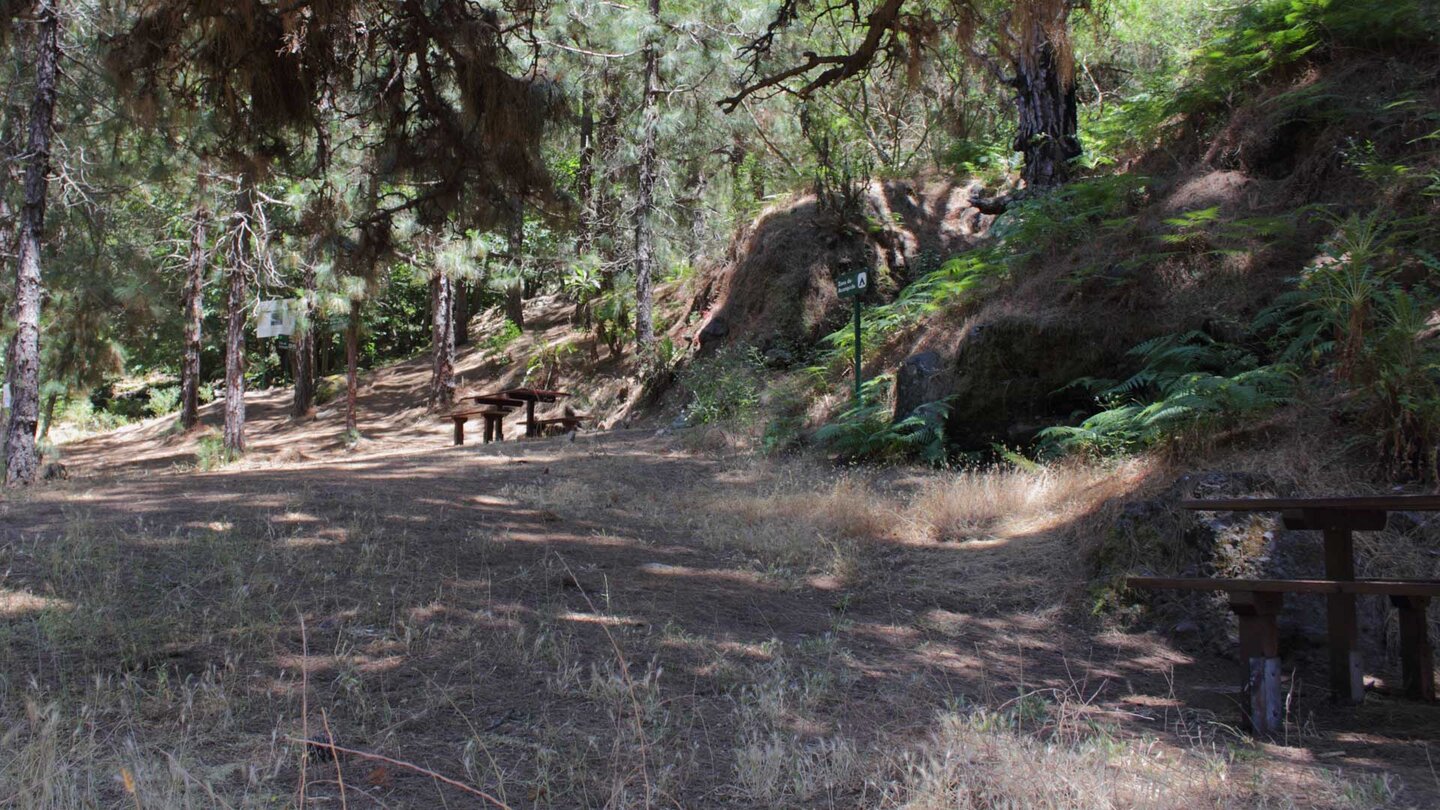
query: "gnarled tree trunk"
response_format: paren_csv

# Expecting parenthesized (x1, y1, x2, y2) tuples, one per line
(632, 0, 661, 355)
(180, 169, 210, 431)
(4, 0, 60, 487)
(1011, 15, 1080, 189)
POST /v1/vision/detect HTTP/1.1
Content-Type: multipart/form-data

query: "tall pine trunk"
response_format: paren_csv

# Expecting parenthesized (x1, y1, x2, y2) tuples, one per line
(180, 169, 210, 431)
(222, 172, 258, 454)
(4, 0, 61, 487)
(576, 85, 595, 259)
(504, 211, 525, 330)
(429, 267, 455, 410)
(453, 280, 470, 346)
(294, 102, 331, 418)
(291, 261, 316, 417)
(345, 298, 360, 434)
(632, 0, 661, 355)
(1011, 18, 1080, 189)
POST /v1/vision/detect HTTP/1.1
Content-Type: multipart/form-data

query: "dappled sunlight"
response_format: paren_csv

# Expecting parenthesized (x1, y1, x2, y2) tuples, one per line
(3, 429, 1421, 807)
(0, 588, 71, 618)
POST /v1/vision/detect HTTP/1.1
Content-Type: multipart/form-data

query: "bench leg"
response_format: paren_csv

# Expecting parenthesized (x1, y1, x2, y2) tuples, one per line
(1391, 595, 1435, 702)
(453, 417, 467, 446)
(1231, 591, 1284, 735)
(1323, 528, 1365, 704)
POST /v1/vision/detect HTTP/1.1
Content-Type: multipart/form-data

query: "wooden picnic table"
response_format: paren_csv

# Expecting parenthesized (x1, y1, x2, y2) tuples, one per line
(477, 387, 570, 438)
(1180, 495, 1440, 705)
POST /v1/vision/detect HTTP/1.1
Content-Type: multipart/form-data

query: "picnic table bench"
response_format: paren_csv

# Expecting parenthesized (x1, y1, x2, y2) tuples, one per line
(1129, 495, 1440, 734)
(443, 388, 579, 445)
(444, 407, 514, 445)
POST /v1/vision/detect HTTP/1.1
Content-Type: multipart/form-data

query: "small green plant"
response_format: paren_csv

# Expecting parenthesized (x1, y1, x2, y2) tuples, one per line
(1258, 213, 1440, 479)
(482, 320, 522, 359)
(524, 342, 580, 389)
(194, 434, 239, 470)
(677, 345, 765, 425)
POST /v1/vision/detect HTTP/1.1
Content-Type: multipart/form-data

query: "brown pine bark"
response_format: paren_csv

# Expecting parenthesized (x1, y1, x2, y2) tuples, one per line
(576, 84, 595, 259)
(4, 0, 61, 487)
(454, 279, 472, 346)
(429, 268, 455, 410)
(632, 0, 661, 356)
(345, 298, 360, 434)
(291, 262, 316, 417)
(504, 211, 525, 330)
(180, 169, 210, 431)
(222, 173, 258, 454)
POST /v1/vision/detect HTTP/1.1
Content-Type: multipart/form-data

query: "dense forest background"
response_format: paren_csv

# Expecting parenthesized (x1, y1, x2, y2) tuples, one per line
(2, 0, 1439, 485)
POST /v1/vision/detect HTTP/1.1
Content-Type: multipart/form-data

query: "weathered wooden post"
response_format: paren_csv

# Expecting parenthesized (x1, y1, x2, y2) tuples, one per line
(1230, 591, 1283, 735)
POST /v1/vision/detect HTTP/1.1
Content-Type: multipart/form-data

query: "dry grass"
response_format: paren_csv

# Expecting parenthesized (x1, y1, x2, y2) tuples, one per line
(0, 433, 1422, 808)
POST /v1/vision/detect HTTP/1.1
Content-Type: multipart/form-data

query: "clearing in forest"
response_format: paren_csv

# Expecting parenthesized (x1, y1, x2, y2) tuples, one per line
(2, 428, 1435, 808)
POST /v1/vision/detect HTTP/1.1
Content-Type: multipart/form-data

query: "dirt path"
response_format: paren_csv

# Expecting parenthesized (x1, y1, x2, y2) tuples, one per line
(3, 430, 1437, 807)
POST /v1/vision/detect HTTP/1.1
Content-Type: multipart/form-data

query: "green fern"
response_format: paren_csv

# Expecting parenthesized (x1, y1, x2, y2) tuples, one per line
(1041, 332, 1296, 456)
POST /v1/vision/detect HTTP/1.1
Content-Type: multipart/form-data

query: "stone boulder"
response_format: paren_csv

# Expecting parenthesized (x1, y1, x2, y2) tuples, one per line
(943, 313, 1121, 450)
(893, 351, 945, 421)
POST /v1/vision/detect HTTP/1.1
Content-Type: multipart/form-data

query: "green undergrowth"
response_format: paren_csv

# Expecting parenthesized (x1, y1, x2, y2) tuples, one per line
(814, 377, 950, 465)
(1047, 211, 1440, 480)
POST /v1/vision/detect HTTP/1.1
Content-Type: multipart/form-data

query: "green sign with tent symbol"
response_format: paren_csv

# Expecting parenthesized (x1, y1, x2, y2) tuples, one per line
(836, 270, 869, 298)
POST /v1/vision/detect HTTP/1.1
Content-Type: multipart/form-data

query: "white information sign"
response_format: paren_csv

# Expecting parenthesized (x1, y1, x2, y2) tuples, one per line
(256, 299, 298, 338)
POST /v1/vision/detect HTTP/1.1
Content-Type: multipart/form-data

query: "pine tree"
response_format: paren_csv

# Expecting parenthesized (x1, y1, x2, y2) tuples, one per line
(4, 0, 61, 486)
(633, 0, 662, 356)
(179, 166, 211, 431)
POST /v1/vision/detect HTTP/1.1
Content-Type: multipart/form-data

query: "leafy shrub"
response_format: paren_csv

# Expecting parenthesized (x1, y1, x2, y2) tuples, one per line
(1184, 0, 1439, 109)
(1040, 332, 1296, 456)
(678, 345, 765, 425)
(821, 252, 1002, 372)
(593, 292, 633, 357)
(1258, 213, 1440, 479)
(814, 377, 949, 465)
(145, 386, 180, 418)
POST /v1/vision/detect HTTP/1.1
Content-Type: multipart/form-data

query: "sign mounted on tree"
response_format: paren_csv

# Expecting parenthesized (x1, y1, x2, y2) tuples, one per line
(255, 300, 298, 339)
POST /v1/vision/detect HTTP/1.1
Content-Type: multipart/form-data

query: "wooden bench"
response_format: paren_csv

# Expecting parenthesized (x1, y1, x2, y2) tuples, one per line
(534, 414, 589, 435)
(445, 408, 512, 446)
(1129, 576, 1440, 733)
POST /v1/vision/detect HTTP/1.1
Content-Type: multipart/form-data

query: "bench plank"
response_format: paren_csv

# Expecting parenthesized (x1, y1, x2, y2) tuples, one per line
(1128, 576, 1440, 597)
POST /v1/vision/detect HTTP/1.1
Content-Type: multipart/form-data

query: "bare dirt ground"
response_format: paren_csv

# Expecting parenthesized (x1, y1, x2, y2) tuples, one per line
(4, 411, 1440, 806)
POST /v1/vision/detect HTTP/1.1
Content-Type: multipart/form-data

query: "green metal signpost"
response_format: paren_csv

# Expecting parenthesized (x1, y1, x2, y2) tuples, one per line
(836, 269, 869, 401)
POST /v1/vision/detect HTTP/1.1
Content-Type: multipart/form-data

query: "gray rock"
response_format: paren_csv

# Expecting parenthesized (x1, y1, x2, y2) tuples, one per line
(894, 351, 945, 422)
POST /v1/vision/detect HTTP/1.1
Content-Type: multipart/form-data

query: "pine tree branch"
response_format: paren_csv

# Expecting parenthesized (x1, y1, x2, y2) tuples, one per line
(719, 0, 906, 113)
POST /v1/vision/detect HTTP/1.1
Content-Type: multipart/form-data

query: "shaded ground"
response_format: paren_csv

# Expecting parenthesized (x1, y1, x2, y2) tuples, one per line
(3, 425, 1438, 807)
